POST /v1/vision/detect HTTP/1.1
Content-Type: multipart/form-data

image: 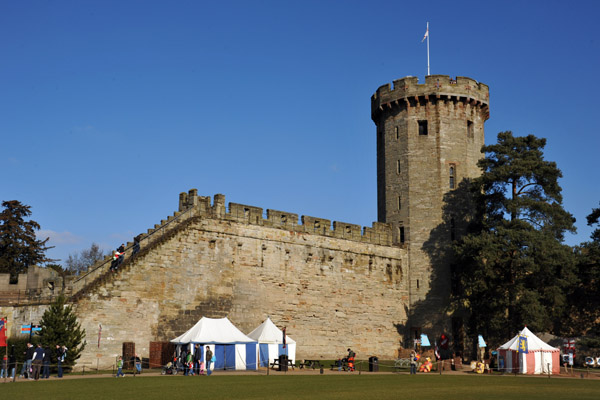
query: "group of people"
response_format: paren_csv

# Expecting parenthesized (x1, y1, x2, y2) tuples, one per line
(115, 353, 142, 377)
(0, 343, 67, 381)
(179, 344, 213, 376)
(335, 348, 357, 372)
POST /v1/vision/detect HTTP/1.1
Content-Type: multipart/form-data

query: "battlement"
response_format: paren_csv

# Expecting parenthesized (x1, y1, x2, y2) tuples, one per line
(371, 75, 489, 119)
(179, 189, 395, 246)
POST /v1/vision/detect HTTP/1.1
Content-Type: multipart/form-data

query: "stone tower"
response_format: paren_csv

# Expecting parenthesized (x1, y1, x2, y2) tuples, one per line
(371, 75, 489, 337)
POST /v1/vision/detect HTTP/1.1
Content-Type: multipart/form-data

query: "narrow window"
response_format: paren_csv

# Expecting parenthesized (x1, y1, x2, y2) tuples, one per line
(400, 226, 405, 243)
(397, 160, 401, 174)
(449, 165, 456, 189)
(416, 279, 420, 289)
(395, 126, 399, 140)
(467, 120, 474, 138)
(418, 120, 428, 136)
(397, 195, 401, 210)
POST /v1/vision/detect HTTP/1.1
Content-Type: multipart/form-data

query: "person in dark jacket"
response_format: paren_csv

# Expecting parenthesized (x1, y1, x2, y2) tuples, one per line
(42, 346, 52, 378)
(193, 344, 202, 375)
(19, 343, 34, 378)
(31, 343, 45, 380)
(8, 349, 17, 379)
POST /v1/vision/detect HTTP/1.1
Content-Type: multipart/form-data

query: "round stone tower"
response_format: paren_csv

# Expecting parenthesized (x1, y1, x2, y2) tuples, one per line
(371, 75, 489, 336)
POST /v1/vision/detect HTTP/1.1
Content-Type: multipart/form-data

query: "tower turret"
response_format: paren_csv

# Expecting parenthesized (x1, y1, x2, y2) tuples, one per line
(371, 75, 489, 333)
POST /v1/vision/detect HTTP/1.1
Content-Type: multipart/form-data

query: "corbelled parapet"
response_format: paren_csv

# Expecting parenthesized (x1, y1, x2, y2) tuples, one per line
(371, 75, 489, 120)
(180, 189, 395, 247)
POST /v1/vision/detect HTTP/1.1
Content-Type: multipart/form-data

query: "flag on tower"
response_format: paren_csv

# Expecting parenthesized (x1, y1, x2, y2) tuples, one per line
(421, 25, 429, 42)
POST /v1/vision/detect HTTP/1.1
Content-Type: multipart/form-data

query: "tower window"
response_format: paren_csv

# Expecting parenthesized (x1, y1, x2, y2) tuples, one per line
(418, 120, 428, 136)
(397, 195, 401, 210)
(449, 165, 456, 189)
(397, 160, 401, 174)
(395, 126, 399, 140)
(467, 120, 474, 138)
(400, 226, 405, 243)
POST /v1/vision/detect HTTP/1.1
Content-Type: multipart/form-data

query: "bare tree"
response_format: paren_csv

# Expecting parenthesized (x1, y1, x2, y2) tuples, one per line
(65, 243, 107, 275)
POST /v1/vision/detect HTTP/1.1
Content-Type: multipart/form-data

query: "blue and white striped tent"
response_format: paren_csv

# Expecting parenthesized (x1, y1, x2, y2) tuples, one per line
(170, 317, 258, 370)
(247, 317, 296, 368)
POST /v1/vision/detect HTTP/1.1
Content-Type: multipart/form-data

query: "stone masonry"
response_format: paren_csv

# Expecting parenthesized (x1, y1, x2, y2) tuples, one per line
(1, 75, 489, 368)
(371, 75, 489, 336)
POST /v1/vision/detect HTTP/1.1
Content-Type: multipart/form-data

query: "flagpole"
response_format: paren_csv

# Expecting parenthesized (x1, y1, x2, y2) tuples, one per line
(426, 22, 430, 76)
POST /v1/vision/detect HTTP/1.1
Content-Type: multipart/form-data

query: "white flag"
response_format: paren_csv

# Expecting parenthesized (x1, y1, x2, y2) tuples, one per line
(421, 27, 429, 42)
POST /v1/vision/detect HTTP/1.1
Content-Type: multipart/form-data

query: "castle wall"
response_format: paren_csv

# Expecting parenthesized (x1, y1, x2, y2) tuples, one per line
(74, 212, 408, 368)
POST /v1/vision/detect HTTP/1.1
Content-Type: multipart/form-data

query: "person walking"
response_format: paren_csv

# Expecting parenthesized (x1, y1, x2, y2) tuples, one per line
(31, 343, 44, 380)
(116, 356, 124, 377)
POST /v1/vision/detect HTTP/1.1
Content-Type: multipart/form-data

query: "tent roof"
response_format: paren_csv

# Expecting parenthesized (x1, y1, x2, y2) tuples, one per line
(497, 327, 559, 352)
(170, 317, 256, 344)
(246, 317, 296, 345)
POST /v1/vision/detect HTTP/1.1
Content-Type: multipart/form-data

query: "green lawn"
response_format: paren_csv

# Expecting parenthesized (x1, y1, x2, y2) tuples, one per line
(2, 374, 599, 400)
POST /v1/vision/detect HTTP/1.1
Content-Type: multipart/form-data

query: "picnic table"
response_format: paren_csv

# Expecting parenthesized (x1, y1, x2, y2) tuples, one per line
(299, 360, 323, 369)
(270, 359, 295, 370)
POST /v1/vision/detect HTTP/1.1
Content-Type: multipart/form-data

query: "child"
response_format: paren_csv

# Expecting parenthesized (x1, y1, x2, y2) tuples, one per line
(116, 356, 124, 377)
(199, 361, 205, 375)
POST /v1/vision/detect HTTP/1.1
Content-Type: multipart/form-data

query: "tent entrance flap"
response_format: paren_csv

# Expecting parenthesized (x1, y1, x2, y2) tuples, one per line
(259, 344, 269, 367)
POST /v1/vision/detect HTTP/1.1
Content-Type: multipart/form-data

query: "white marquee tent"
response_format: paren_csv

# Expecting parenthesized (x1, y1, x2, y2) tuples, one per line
(170, 317, 258, 370)
(497, 327, 560, 374)
(247, 317, 296, 367)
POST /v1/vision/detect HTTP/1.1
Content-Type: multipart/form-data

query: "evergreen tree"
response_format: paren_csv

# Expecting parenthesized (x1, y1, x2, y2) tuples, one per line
(452, 132, 576, 345)
(569, 203, 600, 335)
(37, 295, 86, 368)
(0, 200, 52, 281)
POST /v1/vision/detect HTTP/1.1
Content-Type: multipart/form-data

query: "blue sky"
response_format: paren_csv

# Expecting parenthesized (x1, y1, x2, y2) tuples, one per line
(2, 0, 599, 264)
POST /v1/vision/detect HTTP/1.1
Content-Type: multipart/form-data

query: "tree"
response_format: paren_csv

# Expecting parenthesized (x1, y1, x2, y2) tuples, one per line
(37, 294, 86, 369)
(0, 200, 52, 282)
(65, 243, 107, 275)
(569, 203, 600, 335)
(452, 132, 577, 345)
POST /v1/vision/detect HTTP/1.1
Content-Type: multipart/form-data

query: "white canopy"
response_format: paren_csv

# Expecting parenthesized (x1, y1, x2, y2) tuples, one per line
(498, 327, 558, 352)
(247, 317, 296, 345)
(171, 317, 256, 344)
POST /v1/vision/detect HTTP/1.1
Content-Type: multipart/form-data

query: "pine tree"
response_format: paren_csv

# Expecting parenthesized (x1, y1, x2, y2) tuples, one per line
(37, 295, 86, 368)
(452, 132, 577, 345)
(0, 200, 52, 281)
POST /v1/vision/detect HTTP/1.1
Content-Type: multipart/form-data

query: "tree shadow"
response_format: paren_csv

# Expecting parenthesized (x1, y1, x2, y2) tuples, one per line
(395, 179, 477, 350)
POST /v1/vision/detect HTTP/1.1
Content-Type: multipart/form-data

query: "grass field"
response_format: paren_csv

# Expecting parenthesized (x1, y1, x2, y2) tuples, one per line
(1, 374, 599, 400)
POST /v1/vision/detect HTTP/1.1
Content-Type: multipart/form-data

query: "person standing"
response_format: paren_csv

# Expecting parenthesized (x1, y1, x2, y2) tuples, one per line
(56, 345, 66, 378)
(133, 353, 142, 374)
(0, 355, 7, 379)
(19, 343, 34, 378)
(31, 343, 44, 380)
(205, 346, 213, 376)
(42, 346, 52, 379)
(193, 344, 202, 376)
(8, 350, 16, 380)
(410, 350, 418, 375)
(186, 350, 193, 376)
